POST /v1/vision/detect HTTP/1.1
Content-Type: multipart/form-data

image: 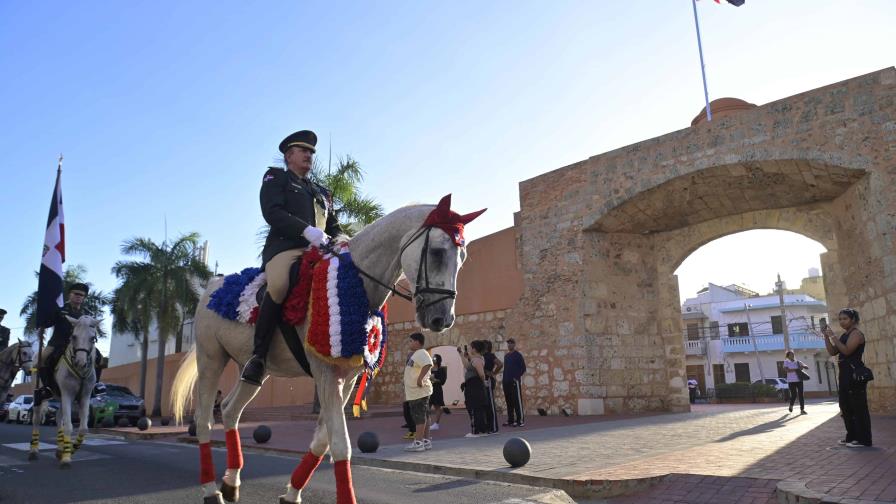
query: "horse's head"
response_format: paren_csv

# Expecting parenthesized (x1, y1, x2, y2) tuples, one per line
(66, 315, 100, 368)
(400, 195, 486, 332)
(15, 340, 34, 370)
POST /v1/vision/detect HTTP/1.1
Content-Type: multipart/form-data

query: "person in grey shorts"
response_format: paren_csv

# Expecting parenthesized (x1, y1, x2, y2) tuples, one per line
(404, 333, 433, 452)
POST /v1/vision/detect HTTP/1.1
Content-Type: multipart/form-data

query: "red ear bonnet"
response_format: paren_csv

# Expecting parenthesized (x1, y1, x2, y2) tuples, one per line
(422, 194, 487, 246)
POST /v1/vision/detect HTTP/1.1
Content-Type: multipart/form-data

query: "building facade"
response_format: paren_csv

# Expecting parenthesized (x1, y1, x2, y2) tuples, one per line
(682, 282, 836, 397)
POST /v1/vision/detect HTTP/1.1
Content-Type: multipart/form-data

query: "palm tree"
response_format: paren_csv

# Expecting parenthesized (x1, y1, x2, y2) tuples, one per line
(19, 264, 112, 340)
(111, 233, 211, 417)
(110, 285, 152, 398)
(312, 155, 384, 232)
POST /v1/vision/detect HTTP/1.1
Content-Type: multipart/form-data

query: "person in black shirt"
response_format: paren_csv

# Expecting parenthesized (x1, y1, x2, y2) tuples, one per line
(0, 309, 10, 352)
(502, 338, 527, 427)
(483, 341, 502, 434)
(429, 354, 447, 430)
(241, 130, 343, 386)
(823, 308, 872, 447)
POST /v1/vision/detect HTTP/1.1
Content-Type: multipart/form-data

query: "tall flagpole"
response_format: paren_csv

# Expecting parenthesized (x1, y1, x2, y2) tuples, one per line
(33, 155, 63, 393)
(691, 0, 713, 121)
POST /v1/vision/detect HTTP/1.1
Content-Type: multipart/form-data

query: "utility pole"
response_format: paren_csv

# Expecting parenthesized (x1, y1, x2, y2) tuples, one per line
(776, 274, 792, 352)
(745, 304, 766, 382)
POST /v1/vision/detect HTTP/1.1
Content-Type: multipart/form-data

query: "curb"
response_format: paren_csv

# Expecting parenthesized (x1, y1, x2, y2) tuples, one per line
(173, 435, 660, 499)
(90, 427, 185, 440)
(776, 480, 884, 504)
(348, 455, 666, 499)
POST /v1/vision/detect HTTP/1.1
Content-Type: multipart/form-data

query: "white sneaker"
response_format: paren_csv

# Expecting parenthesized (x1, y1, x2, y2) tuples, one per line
(404, 440, 425, 452)
(464, 433, 481, 438)
(423, 439, 432, 450)
(430, 423, 440, 431)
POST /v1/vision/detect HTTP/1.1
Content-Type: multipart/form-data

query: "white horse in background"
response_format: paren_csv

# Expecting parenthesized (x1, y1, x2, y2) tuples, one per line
(0, 341, 35, 402)
(171, 196, 485, 504)
(29, 315, 99, 468)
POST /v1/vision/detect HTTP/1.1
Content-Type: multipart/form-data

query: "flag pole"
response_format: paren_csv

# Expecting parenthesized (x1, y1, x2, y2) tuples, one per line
(33, 154, 63, 395)
(691, 0, 713, 121)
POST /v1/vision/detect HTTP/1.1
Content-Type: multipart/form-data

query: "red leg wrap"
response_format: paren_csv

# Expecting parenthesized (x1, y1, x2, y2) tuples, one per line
(290, 452, 323, 490)
(334, 460, 357, 504)
(225, 429, 243, 469)
(199, 442, 216, 484)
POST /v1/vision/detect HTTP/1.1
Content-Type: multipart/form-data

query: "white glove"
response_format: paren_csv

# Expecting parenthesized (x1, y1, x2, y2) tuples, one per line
(302, 226, 328, 247)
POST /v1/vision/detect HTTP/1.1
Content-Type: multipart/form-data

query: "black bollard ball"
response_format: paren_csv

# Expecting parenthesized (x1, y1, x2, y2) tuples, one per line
(253, 425, 272, 444)
(357, 431, 379, 453)
(101, 416, 115, 428)
(503, 437, 532, 468)
(160, 417, 170, 426)
(137, 417, 151, 431)
(117, 417, 130, 428)
(188, 421, 197, 437)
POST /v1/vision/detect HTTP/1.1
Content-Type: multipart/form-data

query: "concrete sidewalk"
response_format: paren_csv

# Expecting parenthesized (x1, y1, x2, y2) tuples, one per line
(148, 400, 894, 503)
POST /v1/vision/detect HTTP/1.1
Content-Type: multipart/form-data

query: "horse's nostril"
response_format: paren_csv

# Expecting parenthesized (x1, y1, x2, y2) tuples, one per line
(430, 317, 444, 330)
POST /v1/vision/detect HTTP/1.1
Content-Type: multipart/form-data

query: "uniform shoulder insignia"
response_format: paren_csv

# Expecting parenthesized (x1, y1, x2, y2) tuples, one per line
(263, 167, 285, 183)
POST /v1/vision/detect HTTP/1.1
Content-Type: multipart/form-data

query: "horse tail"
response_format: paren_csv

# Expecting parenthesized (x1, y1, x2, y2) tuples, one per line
(170, 345, 198, 425)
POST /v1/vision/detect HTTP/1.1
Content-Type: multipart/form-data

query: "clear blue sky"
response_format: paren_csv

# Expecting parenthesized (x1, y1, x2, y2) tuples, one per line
(1, 1, 893, 353)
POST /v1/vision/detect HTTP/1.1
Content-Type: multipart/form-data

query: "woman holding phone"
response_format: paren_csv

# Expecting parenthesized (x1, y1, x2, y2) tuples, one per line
(458, 341, 489, 437)
(823, 309, 872, 447)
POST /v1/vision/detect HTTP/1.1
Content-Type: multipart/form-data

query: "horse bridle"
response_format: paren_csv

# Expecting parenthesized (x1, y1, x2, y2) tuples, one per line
(399, 227, 458, 311)
(327, 225, 459, 312)
(13, 344, 30, 369)
(68, 334, 96, 372)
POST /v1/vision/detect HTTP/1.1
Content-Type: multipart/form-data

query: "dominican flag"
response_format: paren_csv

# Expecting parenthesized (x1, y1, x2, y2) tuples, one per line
(36, 167, 65, 329)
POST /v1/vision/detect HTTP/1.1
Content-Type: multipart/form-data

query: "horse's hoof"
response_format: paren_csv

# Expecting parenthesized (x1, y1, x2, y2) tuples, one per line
(59, 461, 71, 470)
(278, 497, 298, 504)
(27, 452, 38, 461)
(203, 493, 225, 504)
(220, 482, 239, 502)
(55, 450, 62, 460)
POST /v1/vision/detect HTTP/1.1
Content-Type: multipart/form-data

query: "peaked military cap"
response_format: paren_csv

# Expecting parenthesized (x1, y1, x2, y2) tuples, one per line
(0, 308, 6, 316)
(69, 283, 89, 295)
(278, 130, 317, 154)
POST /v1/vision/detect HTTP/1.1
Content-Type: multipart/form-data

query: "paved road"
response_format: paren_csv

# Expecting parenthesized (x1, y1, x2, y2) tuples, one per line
(0, 423, 572, 504)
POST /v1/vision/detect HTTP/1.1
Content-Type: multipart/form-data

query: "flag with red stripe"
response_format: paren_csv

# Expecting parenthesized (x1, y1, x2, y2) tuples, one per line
(36, 168, 65, 328)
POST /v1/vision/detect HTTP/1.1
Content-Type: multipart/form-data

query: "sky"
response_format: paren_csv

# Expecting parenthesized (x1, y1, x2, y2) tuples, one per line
(1, 1, 893, 355)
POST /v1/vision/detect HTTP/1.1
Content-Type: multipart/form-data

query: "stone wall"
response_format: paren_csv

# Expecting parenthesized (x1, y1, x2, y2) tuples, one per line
(511, 67, 896, 414)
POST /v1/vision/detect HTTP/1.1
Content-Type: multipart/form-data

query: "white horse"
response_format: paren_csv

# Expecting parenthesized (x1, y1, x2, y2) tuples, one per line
(29, 315, 99, 468)
(0, 341, 35, 402)
(172, 196, 484, 504)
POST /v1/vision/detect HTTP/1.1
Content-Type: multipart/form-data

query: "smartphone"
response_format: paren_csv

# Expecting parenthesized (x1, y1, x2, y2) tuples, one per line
(820, 320, 828, 332)
(463, 344, 468, 353)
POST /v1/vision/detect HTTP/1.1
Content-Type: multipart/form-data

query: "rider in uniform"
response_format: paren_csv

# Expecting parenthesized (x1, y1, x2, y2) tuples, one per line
(34, 283, 106, 403)
(0, 309, 10, 351)
(240, 130, 343, 386)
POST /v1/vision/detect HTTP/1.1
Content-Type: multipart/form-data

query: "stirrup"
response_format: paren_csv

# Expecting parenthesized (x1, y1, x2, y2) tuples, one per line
(240, 356, 266, 386)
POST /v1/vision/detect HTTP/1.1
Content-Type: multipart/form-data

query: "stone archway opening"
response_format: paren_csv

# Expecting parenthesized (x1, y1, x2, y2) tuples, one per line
(583, 158, 867, 414)
(672, 229, 838, 402)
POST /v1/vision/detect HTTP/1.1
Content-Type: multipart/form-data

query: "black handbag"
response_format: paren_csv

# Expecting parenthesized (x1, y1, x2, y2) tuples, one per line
(797, 368, 811, 381)
(850, 362, 874, 385)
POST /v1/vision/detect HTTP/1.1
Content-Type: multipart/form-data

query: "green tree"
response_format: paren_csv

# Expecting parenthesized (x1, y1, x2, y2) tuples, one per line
(111, 233, 211, 417)
(19, 264, 112, 340)
(110, 284, 152, 398)
(312, 155, 384, 232)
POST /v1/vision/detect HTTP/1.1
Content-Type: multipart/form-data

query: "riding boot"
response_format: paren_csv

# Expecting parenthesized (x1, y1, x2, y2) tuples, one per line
(240, 293, 281, 386)
(35, 365, 55, 404)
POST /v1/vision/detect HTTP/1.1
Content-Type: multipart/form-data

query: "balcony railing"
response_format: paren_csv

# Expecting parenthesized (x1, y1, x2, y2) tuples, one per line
(685, 340, 705, 355)
(721, 332, 825, 353)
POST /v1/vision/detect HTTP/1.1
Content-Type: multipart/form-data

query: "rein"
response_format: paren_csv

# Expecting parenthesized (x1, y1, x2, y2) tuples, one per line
(321, 224, 458, 311)
(62, 339, 95, 381)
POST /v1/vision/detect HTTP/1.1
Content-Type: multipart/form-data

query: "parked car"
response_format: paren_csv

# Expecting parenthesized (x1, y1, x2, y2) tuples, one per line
(6, 395, 34, 424)
(0, 400, 11, 421)
(753, 378, 789, 391)
(44, 383, 145, 427)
